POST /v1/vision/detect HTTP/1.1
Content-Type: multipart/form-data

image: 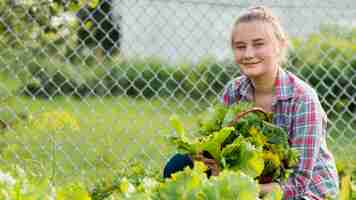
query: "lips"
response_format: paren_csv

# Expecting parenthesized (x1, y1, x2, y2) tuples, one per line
(241, 60, 262, 65)
(238, 58, 263, 65)
(241, 61, 262, 67)
(243, 62, 260, 65)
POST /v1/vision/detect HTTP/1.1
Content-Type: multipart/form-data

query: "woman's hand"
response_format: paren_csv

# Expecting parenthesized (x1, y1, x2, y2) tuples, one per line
(194, 152, 220, 176)
(259, 183, 281, 197)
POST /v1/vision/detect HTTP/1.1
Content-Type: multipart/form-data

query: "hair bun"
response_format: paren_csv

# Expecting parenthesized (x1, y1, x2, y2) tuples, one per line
(246, 5, 275, 21)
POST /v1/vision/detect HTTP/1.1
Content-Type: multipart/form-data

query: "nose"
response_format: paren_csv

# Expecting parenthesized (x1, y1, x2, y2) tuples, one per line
(243, 45, 254, 59)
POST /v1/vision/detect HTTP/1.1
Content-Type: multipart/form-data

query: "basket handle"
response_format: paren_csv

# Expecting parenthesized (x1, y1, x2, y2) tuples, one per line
(228, 107, 269, 127)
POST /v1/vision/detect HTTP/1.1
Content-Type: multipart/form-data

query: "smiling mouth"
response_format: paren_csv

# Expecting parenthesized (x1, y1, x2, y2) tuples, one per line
(242, 61, 262, 65)
(240, 59, 262, 65)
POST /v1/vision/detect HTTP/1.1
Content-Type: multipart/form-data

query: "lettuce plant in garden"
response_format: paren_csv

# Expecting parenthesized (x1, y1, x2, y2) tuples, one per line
(87, 102, 293, 199)
(169, 102, 299, 185)
(89, 161, 281, 200)
(0, 166, 91, 200)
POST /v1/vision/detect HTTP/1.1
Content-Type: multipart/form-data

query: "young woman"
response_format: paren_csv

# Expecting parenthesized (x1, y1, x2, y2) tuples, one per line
(164, 6, 339, 199)
(222, 6, 339, 199)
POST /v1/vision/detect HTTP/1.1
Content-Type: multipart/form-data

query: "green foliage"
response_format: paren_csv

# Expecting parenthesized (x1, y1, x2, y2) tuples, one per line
(0, 0, 99, 50)
(201, 169, 260, 200)
(170, 113, 235, 159)
(0, 49, 34, 83)
(261, 122, 289, 148)
(0, 95, 352, 199)
(12, 56, 236, 100)
(88, 161, 161, 199)
(335, 160, 356, 200)
(222, 102, 256, 127)
(0, 0, 107, 99)
(0, 165, 91, 200)
(88, 161, 264, 200)
(87, 161, 264, 200)
(288, 24, 356, 116)
(195, 127, 235, 161)
(76, 0, 120, 56)
(198, 104, 229, 135)
(170, 115, 187, 139)
(154, 162, 261, 200)
(170, 102, 299, 184)
(222, 137, 265, 178)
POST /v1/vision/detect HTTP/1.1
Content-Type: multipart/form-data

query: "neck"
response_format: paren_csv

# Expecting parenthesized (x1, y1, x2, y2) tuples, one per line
(254, 80, 274, 94)
(251, 68, 279, 95)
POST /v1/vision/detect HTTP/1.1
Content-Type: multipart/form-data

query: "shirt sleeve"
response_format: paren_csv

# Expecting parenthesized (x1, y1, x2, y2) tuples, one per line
(280, 93, 324, 199)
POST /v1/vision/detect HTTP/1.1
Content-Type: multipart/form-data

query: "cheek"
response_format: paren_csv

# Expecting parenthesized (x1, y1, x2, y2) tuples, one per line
(255, 47, 277, 61)
(254, 48, 269, 58)
(233, 50, 243, 62)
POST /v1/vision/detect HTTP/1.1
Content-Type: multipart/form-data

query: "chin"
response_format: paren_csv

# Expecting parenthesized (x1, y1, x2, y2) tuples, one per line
(241, 68, 264, 78)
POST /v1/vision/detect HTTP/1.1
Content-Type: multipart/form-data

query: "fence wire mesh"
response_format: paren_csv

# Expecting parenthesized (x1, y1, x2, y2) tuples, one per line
(0, 0, 355, 185)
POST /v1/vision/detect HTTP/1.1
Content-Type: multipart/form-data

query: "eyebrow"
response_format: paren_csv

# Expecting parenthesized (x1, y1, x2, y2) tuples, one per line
(233, 38, 265, 45)
(252, 38, 265, 42)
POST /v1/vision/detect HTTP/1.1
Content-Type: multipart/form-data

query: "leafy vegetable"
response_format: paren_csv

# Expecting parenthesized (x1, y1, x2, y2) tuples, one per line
(169, 124, 235, 160)
(261, 121, 289, 148)
(197, 104, 229, 136)
(156, 162, 261, 200)
(221, 136, 264, 178)
(169, 102, 299, 185)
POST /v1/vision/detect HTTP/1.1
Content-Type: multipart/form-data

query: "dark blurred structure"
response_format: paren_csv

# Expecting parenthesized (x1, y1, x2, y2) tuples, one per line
(76, 0, 121, 56)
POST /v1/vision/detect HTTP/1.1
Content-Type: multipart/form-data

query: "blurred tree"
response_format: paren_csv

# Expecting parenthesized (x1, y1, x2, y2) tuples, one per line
(0, 0, 100, 97)
(0, 0, 99, 56)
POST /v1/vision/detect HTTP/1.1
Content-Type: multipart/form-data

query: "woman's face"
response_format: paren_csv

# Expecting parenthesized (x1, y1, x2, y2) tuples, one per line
(231, 21, 282, 80)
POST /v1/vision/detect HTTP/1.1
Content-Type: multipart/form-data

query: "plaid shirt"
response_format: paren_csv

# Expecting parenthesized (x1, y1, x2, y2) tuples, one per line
(221, 69, 339, 200)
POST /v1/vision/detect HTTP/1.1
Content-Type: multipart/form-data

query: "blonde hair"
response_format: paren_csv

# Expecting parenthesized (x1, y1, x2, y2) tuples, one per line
(231, 6, 289, 64)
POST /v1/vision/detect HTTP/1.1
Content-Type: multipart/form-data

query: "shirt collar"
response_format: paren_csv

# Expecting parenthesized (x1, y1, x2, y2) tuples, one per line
(274, 69, 294, 101)
(239, 75, 254, 100)
(240, 69, 294, 101)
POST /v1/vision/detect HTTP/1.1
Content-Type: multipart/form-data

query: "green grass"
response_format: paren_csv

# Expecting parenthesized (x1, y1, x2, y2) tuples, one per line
(0, 95, 210, 185)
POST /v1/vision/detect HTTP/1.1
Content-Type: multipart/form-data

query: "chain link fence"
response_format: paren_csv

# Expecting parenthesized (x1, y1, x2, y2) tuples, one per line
(0, 0, 355, 184)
